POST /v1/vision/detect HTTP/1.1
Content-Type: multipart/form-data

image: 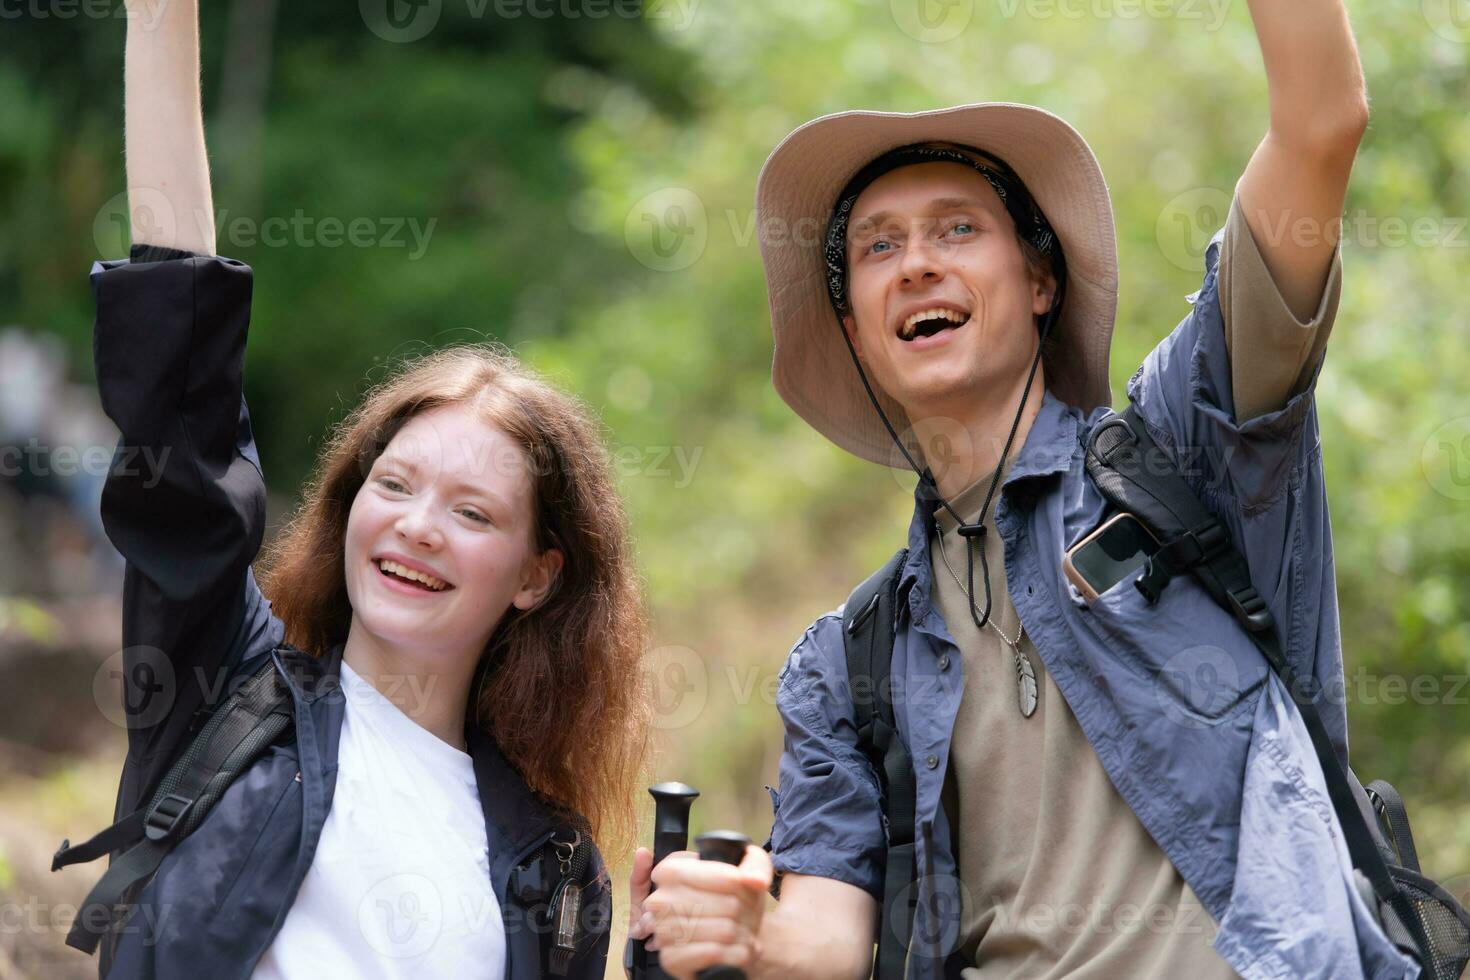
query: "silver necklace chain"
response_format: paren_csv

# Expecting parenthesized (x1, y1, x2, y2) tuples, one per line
(934, 521, 1040, 719)
(934, 521, 1023, 650)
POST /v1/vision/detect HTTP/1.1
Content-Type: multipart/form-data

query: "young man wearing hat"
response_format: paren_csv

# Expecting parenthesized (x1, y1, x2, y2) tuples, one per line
(630, 3, 1415, 978)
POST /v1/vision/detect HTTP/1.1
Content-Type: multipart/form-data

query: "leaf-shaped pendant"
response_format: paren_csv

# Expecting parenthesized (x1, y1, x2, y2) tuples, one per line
(1015, 649, 1038, 718)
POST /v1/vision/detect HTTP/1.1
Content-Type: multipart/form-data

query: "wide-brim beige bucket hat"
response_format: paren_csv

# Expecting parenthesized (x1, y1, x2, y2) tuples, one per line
(756, 102, 1119, 467)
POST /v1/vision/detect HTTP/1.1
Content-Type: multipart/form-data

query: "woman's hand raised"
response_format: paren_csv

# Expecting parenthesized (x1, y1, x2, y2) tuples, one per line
(123, 0, 216, 255)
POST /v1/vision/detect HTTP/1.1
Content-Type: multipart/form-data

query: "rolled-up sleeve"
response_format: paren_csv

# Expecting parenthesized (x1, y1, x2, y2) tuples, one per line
(92, 244, 283, 809)
(767, 614, 887, 902)
(1125, 227, 1348, 766)
(1126, 224, 1328, 516)
(1218, 184, 1343, 425)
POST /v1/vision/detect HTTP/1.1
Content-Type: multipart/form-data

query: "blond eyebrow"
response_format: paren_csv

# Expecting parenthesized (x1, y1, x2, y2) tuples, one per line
(375, 454, 509, 508)
(850, 195, 997, 236)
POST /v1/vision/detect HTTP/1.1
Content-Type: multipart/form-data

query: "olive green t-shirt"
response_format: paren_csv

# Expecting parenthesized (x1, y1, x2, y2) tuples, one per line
(935, 185, 1343, 978)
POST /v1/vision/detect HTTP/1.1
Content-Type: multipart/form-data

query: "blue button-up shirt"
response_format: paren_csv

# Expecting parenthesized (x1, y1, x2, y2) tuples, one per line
(767, 231, 1419, 979)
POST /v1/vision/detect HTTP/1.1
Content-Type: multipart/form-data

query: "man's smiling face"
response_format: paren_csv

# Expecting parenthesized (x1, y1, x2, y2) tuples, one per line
(842, 161, 1056, 421)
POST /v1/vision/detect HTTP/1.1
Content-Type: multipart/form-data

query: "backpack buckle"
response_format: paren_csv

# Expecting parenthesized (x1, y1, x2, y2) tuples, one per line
(1226, 585, 1273, 633)
(1134, 556, 1171, 604)
(144, 794, 194, 842)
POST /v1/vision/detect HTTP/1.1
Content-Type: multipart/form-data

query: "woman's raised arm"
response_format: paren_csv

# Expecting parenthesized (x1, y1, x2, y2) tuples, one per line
(124, 0, 215, 254)
(91, 2, 283, 814)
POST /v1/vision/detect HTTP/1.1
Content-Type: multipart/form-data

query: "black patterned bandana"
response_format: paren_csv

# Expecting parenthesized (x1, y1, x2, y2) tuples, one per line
(823, 142, 1064, 321)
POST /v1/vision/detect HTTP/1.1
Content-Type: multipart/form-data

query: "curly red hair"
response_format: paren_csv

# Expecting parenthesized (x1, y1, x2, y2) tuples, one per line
(257, 343, 650, 858)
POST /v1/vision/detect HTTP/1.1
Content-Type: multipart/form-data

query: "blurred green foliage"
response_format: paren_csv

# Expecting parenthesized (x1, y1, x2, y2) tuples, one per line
(2, 0, 1466, 930)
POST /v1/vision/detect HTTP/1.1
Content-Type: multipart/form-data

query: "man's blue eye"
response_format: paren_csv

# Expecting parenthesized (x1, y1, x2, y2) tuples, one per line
(951, 223, 975, 235)
(870, 240, 893, 254)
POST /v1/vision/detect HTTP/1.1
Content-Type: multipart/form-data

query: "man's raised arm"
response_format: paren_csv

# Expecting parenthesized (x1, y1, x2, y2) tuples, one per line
(1237, 0, 1368, 321)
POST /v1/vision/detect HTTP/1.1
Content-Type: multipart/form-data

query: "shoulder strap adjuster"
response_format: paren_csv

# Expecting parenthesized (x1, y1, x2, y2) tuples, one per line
(1226, 584, 1272, 633)
(144, 794, 194, 842)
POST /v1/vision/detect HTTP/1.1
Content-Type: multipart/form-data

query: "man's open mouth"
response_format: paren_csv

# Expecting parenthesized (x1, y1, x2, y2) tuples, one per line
(898, 307, 971, 342)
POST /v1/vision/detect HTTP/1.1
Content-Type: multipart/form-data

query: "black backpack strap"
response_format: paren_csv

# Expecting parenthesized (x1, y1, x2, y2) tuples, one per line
(843, 548, 913, 980)
(1365, 779, 1422, 873)
(52, 655, 294, 954)
(1084, 405, 1276, 651)
(1083, 406, 1439, 971)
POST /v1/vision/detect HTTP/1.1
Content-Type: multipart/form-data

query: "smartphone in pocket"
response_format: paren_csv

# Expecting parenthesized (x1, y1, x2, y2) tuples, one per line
(1063, 513, 1161, 603)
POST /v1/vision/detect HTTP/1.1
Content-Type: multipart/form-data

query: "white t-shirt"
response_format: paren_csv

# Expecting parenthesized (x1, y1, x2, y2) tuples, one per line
(251, 660, 505, 979)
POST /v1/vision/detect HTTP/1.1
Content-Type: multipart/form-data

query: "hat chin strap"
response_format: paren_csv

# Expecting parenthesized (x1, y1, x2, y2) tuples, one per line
(834, 290, 1063, 631)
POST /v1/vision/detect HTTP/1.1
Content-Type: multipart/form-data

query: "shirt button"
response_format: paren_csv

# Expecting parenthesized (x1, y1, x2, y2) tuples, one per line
(926, 755, 939, 770)
(938, 654, 951, 672)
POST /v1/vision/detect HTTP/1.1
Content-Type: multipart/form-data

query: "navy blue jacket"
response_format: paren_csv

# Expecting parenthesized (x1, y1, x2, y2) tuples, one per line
(89, 244, 610, 979)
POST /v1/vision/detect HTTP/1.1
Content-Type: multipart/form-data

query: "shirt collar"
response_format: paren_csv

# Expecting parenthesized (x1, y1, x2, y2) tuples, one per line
(275, 640, 573, 850)
(899, 388, 1080, 594)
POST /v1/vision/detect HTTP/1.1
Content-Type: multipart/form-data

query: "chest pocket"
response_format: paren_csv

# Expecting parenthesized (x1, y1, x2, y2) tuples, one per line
(1079, 566, 1269, 727)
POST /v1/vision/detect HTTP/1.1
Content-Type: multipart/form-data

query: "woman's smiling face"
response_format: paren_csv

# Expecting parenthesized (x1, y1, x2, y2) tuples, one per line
(342, 403, 562, 664)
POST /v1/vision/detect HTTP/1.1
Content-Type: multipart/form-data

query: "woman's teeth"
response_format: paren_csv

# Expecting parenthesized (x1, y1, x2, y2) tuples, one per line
(376, 559, 449, 591)
(900, 308, 970, 341)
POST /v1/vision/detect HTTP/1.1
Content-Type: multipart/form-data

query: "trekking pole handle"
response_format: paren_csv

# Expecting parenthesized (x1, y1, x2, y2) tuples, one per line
(694, 831, 753, 980)
(626, 782, 700, 980)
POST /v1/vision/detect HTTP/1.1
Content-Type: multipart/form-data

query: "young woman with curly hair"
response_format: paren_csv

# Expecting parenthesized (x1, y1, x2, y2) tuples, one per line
(57, 3, 651, 977)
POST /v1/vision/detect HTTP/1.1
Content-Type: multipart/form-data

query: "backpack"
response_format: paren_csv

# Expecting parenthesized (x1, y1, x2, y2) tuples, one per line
(52, 649, 597, 973)
(843, 404, 1470, 980)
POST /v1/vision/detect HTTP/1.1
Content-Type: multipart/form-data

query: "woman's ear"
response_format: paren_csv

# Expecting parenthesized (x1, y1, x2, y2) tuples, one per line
(513, 547, 564, 611)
